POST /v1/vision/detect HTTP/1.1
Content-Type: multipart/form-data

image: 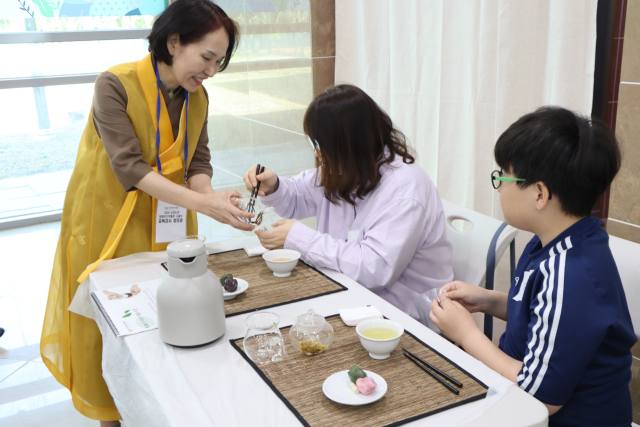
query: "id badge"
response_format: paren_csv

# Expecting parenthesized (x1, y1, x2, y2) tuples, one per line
(155, 199, 187, 244)
(347, 229, 360, 243)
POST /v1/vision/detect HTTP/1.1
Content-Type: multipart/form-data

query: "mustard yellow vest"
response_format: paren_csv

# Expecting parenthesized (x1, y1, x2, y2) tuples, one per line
(40, 54, 207, 420)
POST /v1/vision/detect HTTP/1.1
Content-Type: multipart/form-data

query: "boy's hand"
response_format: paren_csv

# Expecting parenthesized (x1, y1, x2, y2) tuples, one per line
(441, 281, 491, 313)
(429, 294, 481, 345)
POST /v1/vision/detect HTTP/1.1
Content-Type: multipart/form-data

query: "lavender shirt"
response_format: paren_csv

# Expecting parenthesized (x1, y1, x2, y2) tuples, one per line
(260, 157, 454, 319)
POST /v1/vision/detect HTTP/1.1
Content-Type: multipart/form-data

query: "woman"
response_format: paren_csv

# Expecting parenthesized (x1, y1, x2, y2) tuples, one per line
(40, 2, 252, 425)
(244, 84, 453, 319)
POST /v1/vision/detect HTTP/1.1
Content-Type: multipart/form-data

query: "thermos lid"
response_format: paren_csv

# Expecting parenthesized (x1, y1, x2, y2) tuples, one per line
(167, 239, 206, 258)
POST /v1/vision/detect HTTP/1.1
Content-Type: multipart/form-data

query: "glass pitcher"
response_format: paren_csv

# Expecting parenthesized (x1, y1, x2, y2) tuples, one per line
(243, 312, 285, 365)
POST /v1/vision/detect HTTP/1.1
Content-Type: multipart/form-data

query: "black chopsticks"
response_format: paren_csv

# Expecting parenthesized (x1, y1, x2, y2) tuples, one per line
(402, 347, 462, 395)
(248, 164, 265, 213)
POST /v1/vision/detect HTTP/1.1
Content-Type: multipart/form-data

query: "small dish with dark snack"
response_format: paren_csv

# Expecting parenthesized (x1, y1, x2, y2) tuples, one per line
(219, 273, 249, 300)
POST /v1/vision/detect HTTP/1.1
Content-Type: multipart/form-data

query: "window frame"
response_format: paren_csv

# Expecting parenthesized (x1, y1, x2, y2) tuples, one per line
(0, 29, 150, 89)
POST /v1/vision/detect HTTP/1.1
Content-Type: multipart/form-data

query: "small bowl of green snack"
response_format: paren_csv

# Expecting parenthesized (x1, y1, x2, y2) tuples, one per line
(219, 273, 249, 300)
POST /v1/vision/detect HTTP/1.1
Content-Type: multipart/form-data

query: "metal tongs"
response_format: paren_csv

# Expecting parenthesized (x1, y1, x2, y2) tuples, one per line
(248, 164, 265, 214)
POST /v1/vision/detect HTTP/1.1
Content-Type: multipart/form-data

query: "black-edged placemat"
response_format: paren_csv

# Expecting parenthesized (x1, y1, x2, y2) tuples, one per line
(163, 250, 347, 317)
(230, 315, 488, 427)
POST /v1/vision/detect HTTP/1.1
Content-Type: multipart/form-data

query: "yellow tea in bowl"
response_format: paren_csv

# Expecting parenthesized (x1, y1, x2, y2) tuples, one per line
(361, 327, 398, 340)
(272, 258, 292, 262)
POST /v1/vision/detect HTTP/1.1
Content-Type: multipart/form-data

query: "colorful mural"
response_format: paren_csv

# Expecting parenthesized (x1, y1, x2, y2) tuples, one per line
(2, 0, 167, 18)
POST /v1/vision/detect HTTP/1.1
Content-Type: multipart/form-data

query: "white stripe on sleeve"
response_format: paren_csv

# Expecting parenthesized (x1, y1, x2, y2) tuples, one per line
(528, 236, 572, 395)
(517, 248, 554, 383)
(520, 245, 558, 391)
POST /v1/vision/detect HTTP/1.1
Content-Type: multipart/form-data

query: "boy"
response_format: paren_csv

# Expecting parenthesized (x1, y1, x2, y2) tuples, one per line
(430, 107, 636, 426)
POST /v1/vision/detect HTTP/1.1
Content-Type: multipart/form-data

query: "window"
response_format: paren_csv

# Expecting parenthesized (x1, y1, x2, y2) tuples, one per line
(0, 0, 333, 238)
(0, 8, 161, 224)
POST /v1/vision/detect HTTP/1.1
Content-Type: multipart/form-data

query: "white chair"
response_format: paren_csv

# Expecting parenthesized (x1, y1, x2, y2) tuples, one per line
(441, 199, 519, 288)
(441, 199, 519, 339)
(608, 235, 640, 339)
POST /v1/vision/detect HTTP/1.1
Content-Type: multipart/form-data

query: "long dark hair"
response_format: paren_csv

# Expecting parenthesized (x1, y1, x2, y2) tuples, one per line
(148, 0, 240, 71)
(303, 84, 415, 205)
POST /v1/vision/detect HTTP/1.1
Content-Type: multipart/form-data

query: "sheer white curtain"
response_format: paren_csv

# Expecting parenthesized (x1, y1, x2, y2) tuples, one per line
(336, 0, 597, 217)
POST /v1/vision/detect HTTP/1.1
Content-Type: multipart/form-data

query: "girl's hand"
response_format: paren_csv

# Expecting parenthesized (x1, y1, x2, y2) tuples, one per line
(255, 219, 295, 249)
(440, 281, 492, 313)
(243, 166, 279, 196)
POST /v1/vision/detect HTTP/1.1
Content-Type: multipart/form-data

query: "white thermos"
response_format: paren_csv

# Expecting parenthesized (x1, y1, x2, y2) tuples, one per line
(157, 239, 226, 347)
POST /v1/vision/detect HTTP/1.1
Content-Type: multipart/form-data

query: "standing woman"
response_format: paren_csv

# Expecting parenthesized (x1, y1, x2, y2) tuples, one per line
(40, 1, 252, 425)
(244, 84, 453, 319)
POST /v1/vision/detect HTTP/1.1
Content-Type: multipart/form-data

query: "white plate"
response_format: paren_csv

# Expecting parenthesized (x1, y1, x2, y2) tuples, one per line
(322, 370, 387, 405)
(223, 278, 249, 300)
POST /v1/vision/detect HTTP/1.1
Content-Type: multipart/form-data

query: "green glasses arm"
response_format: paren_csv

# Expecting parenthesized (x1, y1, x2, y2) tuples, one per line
(494, 177, 526, 182)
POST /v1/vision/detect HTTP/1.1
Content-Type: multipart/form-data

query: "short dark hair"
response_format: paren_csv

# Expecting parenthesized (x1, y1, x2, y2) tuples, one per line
(303, 84, 415, 206)
(148, 0, 239, 70)
(494, 106, 621, 217)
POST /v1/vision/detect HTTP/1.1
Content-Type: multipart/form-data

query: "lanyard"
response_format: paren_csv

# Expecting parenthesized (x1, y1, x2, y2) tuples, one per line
(153, 60, 189, 185)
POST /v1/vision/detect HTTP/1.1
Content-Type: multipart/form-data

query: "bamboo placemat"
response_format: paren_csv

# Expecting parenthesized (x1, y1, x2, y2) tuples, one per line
(230, 315, 488, 427)
(162, 250, 347, 317)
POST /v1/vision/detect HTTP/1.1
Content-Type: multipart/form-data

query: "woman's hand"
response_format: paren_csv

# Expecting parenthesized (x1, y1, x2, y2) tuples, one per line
(243, 165, 279, 196)
(135, 173, 254, 231)
(440, 281, 492, 313)
(255, 219, 295, 249)
(197, 191, 255, 231)
(429, 294, 481, 346)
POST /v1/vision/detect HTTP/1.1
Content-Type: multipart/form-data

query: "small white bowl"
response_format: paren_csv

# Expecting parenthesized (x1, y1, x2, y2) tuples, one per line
(262, 249, 301, 277)
(355, 318, 404, 360)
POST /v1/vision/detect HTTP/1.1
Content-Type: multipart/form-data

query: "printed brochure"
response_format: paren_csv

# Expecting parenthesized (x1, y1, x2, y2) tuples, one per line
(91, 279, 160, 338)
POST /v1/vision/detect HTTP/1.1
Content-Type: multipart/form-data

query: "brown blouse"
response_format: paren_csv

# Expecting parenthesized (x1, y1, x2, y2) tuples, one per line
(92, 71, 213, 192)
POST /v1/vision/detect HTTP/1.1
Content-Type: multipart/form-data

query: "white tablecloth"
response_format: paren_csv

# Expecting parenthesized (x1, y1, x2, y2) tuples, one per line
(69, 236, 548, 427)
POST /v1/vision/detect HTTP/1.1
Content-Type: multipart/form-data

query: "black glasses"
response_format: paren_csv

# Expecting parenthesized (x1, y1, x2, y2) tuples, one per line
(491, 170, 552, 199)
(491, 170, 525, 189)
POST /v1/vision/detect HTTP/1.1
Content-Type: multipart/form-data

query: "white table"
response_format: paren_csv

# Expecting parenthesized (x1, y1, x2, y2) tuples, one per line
(69, 237, 548, 427)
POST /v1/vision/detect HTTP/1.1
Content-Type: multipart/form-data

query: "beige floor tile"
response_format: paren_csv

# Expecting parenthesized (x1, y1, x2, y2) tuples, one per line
(4, 280, 51, 301)
(29, 354, 43, 363)
(0, 361, 98, 426)
(0, 222, 60, 298)
(0, 359, 27, 383)
(0, 298, 46, 361)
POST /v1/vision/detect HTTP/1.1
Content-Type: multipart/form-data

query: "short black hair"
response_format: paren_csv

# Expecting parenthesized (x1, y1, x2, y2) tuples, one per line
(148, 0, 239, 71)
(494, 106, 621, 218)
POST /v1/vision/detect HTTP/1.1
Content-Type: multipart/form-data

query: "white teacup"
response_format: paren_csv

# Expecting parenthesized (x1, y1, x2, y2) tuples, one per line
(355, 318, 404, 359)
(262, 249, 301, 277)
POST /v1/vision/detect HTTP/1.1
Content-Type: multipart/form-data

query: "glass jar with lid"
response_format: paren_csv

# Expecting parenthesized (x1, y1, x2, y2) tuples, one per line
(289, 309, 334, 355)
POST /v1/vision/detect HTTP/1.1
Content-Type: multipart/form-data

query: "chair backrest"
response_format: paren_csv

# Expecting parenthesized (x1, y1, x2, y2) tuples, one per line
(608, 235, 640, 339)
(441, 199, 519, 288)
